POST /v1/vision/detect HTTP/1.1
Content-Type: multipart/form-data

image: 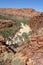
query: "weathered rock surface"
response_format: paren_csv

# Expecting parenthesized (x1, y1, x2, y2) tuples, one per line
(30, 13, 43, 31)
(0, 35, 6, 54)
(17, 34, 43, 65)
(0, 8, 40, 17)
(0, 20, 16, 29)
(0, 9, 43, 65)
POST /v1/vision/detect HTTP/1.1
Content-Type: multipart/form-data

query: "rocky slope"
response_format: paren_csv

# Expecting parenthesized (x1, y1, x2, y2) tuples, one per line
(0, 33, 43, 65)
(0, 8, 43, 65)
(17, 34, 43, 65)
(30, 13, 43, 31)
(0, 8, 40, 17)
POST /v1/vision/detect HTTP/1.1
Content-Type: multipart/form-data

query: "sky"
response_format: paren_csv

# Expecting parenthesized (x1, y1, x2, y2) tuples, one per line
(0, 0, 43, 12)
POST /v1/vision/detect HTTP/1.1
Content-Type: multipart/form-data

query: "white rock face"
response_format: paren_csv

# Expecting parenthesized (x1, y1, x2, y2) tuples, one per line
(13, 23, 32, 43)
(6, 23, 32, 45)
(19, 23, 31, 35)
(15, 23, 31, 36)
(6, 40, 12, 45)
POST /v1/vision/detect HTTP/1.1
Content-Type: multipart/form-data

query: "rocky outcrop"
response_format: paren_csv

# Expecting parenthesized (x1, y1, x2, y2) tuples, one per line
(0, 35, 6, 42)
(30, 13, 43, 31)
(0, 35, 6, 53)
(0, 8, 43, 65)
(0, 8, 40, 17)
(17, 34, 43, 65)
(0, 20, 16, 29)
(4, 34, 42, 65)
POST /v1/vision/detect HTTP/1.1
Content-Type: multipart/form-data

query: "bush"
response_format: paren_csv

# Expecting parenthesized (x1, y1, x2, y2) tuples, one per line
(0, 28, 14, 38)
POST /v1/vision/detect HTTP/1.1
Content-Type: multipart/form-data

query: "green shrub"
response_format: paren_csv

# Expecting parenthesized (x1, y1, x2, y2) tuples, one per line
(0, 28, 14, 38)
